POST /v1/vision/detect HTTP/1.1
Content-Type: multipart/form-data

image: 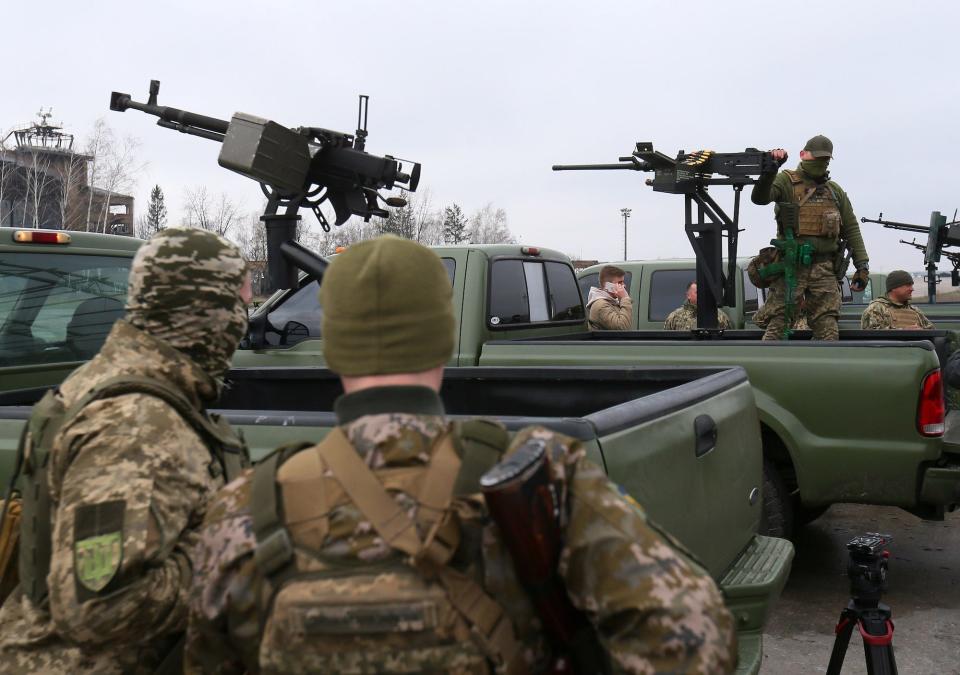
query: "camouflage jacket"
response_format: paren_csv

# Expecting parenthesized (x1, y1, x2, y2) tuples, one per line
(663, 301, 732, 330)
(861, 296, 934, 329)
(185, 386, 737, 675)
(751, 165, 869, 266)
(0, 320, 227, 675)
(752, 301, 809, 331)
(588, 293, 634, 330)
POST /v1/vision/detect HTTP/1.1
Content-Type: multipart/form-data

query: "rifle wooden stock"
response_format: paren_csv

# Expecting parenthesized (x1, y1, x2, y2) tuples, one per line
(480, 440, 609, 675)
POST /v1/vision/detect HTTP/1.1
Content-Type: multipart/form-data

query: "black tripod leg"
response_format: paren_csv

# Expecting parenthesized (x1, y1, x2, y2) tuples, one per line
(860, 611, 897, 675)
(826, 610, 856, 675)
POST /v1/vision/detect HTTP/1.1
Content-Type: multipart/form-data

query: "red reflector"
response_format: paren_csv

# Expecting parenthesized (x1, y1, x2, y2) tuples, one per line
(917, 369, 945, 436)
(521, 246, 540, 256)
(13, 230, 71, 244)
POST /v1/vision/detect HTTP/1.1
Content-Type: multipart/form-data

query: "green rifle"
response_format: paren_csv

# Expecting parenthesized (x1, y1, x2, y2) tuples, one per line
(760, 202, 814, 339)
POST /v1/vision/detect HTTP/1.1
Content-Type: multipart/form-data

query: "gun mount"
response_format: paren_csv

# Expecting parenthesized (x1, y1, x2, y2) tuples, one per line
(554, 143, 780, 329)
(111, 80, 421, 292)
(861, 211, 960, 302)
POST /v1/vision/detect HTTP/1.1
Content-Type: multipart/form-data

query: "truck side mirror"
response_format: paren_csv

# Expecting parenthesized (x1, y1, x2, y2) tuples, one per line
(280, 321, 310, 346)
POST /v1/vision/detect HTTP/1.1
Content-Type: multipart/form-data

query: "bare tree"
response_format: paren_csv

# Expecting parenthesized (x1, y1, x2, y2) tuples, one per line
(96, 134, 143, 232)
(468, 203, 515, 244)
(21, 147, 57, 228)
(182, 186, 241, 237)
(55, 148, 88, 229)
(83, 119, 111, 232)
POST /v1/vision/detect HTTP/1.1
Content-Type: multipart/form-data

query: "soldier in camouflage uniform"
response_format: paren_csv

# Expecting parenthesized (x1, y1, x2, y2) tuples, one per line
(186, 236, 737, 674)
(0, 228, 250, 674)
(752, 136, 870, 340)
(752, 295, 810, 331)
(663, 282, 732, 330)
(861, 269, 934, 329)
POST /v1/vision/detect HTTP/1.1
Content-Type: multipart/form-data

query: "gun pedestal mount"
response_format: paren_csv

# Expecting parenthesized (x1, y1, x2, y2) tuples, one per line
(554, 143, 779, 330)
(862, 210, 960, 303)
(112, 80, 420, 293)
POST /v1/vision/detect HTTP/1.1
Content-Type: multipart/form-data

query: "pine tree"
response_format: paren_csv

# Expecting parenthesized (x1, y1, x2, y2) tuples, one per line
(442, 203, 468, 244)
(141, 184, 167, 238)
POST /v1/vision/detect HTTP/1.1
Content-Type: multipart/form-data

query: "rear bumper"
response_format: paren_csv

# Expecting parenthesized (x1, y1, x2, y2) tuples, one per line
(919, 411, 960, 509)
(720, 535, 795, 675)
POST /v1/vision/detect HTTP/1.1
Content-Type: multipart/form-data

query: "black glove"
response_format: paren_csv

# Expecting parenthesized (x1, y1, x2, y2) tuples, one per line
(850, 267, 869, 292)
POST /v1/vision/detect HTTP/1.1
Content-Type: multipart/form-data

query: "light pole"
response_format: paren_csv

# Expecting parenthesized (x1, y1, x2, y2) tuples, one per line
(620, 207, 632, 260)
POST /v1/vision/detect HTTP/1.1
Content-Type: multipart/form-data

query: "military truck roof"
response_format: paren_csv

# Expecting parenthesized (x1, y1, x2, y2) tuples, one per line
(430, 244, 570, 260)
(0, 227, 143, 254)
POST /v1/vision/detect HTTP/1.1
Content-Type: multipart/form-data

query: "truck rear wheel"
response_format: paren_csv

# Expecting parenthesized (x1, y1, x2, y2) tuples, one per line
(760, 460, 794, 540)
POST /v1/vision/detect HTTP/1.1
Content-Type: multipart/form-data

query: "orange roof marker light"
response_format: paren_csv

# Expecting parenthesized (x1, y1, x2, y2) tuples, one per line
(13, 230, 71, 244)
(334, 246, 348, 254)
(521, 246, 540, 256)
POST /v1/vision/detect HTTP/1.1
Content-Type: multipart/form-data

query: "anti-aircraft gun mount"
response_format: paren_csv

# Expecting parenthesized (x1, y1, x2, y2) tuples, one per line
(861, 210, 960, 302)
(110, 80, 420, 293)
(554, 143, 780, 329)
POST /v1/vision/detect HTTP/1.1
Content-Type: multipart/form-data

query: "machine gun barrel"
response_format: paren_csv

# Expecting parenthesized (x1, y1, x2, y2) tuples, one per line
(111, 82, 229, 141)
(552, 162, 645, 171)
(859, 216, 928, 234)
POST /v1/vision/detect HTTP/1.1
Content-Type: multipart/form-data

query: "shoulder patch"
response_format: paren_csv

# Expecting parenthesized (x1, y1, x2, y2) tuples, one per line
(74, 500, 125, 593)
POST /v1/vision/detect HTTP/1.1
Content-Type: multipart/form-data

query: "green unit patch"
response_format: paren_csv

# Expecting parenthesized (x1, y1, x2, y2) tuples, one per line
(73, 499, 125, 594)
(75, 532, 123, 592)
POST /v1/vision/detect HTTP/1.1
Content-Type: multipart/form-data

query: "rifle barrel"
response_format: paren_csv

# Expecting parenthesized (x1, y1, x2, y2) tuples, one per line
(552, 162, 638, 171)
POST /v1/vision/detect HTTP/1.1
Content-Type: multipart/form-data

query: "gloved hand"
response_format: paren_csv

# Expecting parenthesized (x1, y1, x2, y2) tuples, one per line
(850, 267, 869, 292)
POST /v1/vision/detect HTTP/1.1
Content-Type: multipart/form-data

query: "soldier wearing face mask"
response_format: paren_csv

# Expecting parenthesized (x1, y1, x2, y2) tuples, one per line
(751, 135, 870, 340)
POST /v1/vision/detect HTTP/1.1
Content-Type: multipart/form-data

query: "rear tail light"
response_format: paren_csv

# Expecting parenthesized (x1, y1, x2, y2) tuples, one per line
(917, 369, 945, 436)
(13, 230, 71, 244)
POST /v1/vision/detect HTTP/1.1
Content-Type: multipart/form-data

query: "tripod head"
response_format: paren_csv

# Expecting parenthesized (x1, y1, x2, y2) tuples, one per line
(845, 533, 892, 606)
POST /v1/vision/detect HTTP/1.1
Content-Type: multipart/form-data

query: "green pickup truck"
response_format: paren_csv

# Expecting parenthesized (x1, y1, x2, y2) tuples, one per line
(0, 230, 791, 672)
(3, 229, 959, 542)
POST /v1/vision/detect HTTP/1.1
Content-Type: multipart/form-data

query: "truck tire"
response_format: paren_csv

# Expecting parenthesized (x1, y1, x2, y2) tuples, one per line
(760, 460, 794, 540)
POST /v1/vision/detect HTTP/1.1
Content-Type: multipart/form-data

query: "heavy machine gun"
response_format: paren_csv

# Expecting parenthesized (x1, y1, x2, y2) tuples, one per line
(110, 80, 420, 292)
(861, 211, 960, 302)
(554, 143, 780, 329)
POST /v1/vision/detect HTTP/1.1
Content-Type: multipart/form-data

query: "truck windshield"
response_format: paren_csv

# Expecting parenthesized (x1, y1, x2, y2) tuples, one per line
(0, 253, 131, 366)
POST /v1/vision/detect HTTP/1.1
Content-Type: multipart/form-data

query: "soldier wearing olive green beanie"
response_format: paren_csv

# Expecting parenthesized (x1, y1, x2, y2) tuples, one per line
(320, 235, 454, 379)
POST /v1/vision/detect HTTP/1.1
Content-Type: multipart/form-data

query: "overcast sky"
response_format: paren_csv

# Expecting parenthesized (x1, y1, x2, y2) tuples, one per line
(4, 0, 958, 272)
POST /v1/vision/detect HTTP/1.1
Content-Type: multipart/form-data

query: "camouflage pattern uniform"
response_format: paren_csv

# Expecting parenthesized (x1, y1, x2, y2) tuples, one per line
(185, 386, 738, 674)
(752, 300, 810, 331)
(663, 300, 732, 330)
(751, 163, 869, 341)
(860, 296, 934, 329)
(0, 229, 248, 674)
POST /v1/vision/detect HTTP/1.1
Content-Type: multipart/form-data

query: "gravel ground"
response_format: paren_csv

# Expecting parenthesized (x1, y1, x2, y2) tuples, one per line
(762, 504, 960, 674)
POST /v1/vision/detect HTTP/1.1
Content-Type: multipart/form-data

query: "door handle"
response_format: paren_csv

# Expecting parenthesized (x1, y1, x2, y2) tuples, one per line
(694, 415, 717, 458)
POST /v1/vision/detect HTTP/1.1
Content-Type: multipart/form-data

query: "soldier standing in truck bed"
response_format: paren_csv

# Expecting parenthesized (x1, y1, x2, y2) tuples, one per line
(752, 135, 870, 340)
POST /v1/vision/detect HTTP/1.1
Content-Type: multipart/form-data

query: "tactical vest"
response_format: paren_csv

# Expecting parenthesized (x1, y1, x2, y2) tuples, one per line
(16, 374, 249, 606)
(784, 170, 842, 239)
(249, 419, 526, 675)
(885, 301, 922, 329)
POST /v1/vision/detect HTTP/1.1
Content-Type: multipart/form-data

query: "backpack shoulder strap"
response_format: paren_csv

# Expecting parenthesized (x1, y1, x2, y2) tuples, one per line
(451, 419, 510, 496)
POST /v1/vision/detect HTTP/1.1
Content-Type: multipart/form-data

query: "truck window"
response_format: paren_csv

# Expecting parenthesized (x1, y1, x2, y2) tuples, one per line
(261, 258, 457, 347)
(741, 269, 759, 313)
(578, 271, 633, 301)
(545, 262, 585, 321)
(0, 253, 131, 364)
(490, 259, 584, 327)
(649, 269, 696, 321)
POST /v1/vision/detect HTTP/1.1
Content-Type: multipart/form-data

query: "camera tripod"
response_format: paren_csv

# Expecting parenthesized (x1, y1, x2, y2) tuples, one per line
(826, 533, 898, 675)
(826, 598, 897, 675)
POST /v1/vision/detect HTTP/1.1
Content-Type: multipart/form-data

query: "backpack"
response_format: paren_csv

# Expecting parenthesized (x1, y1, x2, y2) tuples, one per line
(249, 419, 527, 674)
(14, 374, 249, 607)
